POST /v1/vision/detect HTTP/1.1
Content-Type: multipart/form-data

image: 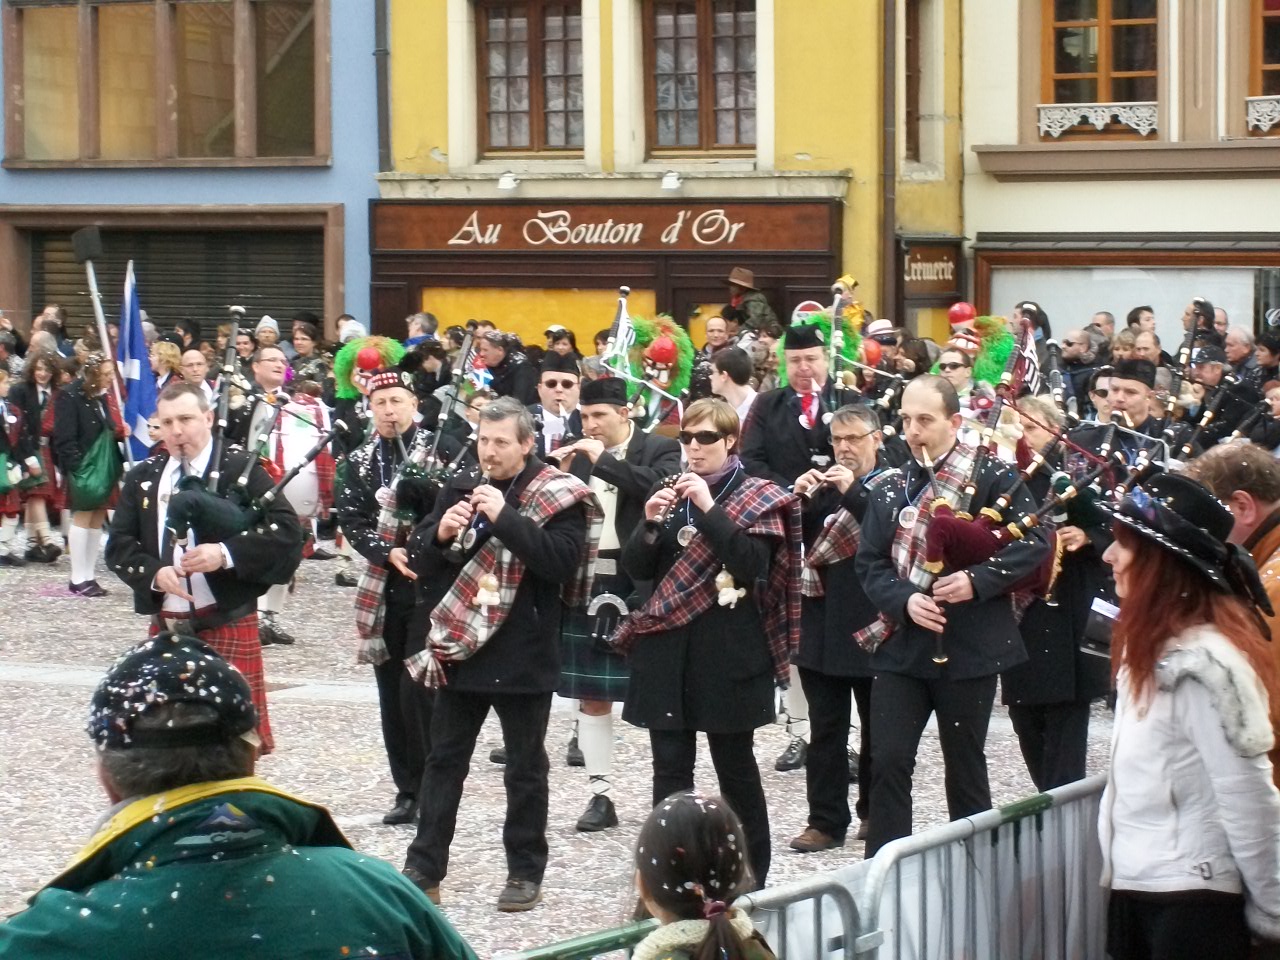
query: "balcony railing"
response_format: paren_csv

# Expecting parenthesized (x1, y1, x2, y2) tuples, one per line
(1037, 102, 1158, 138)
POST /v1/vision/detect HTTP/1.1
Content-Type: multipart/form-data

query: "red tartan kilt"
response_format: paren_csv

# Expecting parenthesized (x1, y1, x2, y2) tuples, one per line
(20, 447, 64, 510)
(0, 487, 20, 516)
(146, 613, 275, 755)
(315, 450, 335, 509)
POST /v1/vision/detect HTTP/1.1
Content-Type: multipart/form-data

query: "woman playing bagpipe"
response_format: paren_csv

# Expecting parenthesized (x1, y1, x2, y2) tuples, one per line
(104, 381, 306, 754)
(10, 351, 65, 563)
(612, 398, 802, 887)
(53, 353, 127, 596)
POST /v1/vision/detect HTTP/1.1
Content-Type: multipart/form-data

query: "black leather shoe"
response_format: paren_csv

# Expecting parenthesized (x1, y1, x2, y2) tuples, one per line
(259, 614, 296, 646)
(490, 746, 507, 764)
(41, 542, 63, 562)
(0, 553, 26, 567)
(28, 543, 59, 563)
(497, 878, 542, 912)
(401, 866, 440, 905)
(310, 546, 338, 561)
(78, 580, 108, 598)
(334, 568, 359, 587)
(383, 795, 418, 825)
(565, 735, 585, 767)
(575, 794, 618, 832)
(774, 737, 808, 772)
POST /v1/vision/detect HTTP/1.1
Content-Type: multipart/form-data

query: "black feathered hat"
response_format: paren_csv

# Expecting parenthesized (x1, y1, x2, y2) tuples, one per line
(1110, 358, 1158, 388)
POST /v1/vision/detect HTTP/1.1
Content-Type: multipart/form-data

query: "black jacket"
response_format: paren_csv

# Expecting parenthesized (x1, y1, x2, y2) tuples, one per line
(855, 446, 1049, 680)
(52, 380, 115, 474)
(5, 381, 52, 463)
(488, 354, 539, 406)
(794, 477, 879, 679)
(565, 427, 682, 546)
(1000, 469, 1114, 706)
(1187, 378, 1263, 447)
(105, 448, 303, 625)
(408, 457, 587, 695)
(740, 379, 839, 488)
(335, 424, 456, 611)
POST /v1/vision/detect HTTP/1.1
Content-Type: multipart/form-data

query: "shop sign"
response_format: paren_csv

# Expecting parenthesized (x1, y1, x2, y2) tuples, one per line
(902, 241, 963, 299)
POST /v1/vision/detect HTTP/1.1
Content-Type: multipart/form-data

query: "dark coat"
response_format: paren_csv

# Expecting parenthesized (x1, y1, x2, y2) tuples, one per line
(855, 448, 1049, 681)
(335, 424, 457, 611)
(794, 479, 879, 678)
(8, 381, 54, 464)
(407, 457, 588, 695)
(1251, 414, 1280, 451)
(1000, 470, 1114, 706)
(1192, 377, 1263, 447)
(620, 469, 779, 733)
(488, 353, 539, 406)
(740, 379, 838, 488)
(565, 426, 682, 547)
(105, 448, 304, 625)
(52, 380, 117, 474)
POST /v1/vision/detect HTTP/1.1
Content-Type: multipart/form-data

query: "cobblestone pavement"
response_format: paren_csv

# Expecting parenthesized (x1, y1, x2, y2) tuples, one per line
(0, 546, 1112, 957)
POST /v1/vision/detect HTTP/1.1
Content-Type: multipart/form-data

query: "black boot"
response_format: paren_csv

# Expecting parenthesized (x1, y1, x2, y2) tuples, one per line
(259, 613, 296, 646)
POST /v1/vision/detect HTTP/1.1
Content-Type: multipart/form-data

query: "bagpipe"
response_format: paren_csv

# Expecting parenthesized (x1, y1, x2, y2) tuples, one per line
(600, 287, 687, 434)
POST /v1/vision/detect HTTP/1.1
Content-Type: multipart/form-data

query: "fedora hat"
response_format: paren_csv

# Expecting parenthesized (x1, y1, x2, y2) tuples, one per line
(727, 267, 757, 290)
(1111, 472, 1273, 615)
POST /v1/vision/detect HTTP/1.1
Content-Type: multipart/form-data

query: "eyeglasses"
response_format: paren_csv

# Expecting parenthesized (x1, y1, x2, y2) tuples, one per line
(831, 430, 876, 445)
(678, 429, 726, 446)
(938, 362, 967, 372)
(541, 378, 578, 390)
(1090, 388, 1109, 398)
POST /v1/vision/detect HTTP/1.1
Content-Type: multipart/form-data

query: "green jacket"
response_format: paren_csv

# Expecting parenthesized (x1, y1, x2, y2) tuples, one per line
(0, 777, 478, 960)
(737, 290, 779, 334)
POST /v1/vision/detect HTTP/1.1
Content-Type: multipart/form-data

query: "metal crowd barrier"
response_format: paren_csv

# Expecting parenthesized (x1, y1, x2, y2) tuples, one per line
(504, 774, 1107, 960)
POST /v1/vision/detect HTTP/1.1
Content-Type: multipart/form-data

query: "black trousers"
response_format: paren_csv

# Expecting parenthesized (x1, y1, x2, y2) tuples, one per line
(406, 689, 552, 885)
(866, 671, 997, 856)
(372, 601, 433, 801)
(1107, 890, 1250, 960)
(1008, 699, 1092, 793)
(799, 667, 872, 839)
(649, 729, 771, 887)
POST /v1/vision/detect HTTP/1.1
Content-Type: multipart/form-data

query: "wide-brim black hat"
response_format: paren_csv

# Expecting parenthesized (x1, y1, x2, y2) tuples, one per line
(1110, 472, 1273, 615)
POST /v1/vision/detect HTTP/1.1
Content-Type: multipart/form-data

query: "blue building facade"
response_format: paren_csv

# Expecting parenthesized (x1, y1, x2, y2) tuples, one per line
(0, 0, 377, 340)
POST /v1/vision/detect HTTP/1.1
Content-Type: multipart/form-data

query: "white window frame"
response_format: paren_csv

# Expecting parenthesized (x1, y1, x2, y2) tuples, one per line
(899, 0, 945, 181)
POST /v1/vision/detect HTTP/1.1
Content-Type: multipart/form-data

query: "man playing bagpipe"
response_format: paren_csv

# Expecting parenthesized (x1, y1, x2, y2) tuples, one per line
(530, 351, 583, 459)
(854, 375, 1051, 855)
(400, 397, 601, 912)
(336, 360, 460, 828)
(1069, 358, 1198, 473)
(105, 382, 304, 754)
(1182, 344, 1263, 447)
(548, 376, 682, 832)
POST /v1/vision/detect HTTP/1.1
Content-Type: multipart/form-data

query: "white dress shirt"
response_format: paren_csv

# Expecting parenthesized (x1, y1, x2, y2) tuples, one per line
(155, 441, 234, 613)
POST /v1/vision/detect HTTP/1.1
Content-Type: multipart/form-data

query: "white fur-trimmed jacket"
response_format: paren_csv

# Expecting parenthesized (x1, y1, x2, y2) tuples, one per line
(1100, 625, 1280, 940)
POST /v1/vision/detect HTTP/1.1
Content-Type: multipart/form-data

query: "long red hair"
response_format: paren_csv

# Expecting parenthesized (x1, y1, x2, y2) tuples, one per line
(1112, 525, 1280, 726)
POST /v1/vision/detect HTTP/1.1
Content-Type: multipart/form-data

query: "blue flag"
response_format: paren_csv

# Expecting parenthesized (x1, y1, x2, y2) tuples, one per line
(116, 261, 155, 461)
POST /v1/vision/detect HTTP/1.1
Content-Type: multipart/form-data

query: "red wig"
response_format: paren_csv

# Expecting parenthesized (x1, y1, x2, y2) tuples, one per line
(1112, 524, 1279, 728)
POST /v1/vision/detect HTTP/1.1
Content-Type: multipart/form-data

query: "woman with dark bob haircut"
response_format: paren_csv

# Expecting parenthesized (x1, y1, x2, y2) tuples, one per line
(1100, 472, 1280, 960)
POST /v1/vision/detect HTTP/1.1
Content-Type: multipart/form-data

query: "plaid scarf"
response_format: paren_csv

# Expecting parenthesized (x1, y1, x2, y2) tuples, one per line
(852, 441, 979, 653)
(406, 464, 603, 689)
(802, 508, 861, 597)
(353, 427, 434, 658)
(612, 476, 801, 686)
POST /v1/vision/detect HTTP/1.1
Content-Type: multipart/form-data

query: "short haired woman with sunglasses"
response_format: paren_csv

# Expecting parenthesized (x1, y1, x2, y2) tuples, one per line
(614, 398, 801, 889)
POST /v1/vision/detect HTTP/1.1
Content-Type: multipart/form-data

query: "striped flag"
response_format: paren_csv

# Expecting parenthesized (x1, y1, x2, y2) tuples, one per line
(116, 261, 156, 460)
(1020, 331, 1043, 396)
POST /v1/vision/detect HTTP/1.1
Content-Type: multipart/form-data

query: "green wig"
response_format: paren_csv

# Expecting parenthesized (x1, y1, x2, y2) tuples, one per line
(971, 316, 1015, 387)
(627, 314, 695, 399)
(332, 336, 406, 400)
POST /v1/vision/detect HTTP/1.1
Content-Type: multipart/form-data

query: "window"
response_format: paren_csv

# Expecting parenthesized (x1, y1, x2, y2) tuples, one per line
(904, 0, 921, 162)
(4, 0, 325, 163)
(643, 0, 756, 153)
(477, 1, 583, 153)
(1254, 0, 1280, 97)
(1041, 0, 1158, 138)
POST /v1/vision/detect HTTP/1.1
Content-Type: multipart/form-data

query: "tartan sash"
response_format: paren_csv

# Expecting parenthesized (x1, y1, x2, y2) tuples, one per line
(611, 476, 801, 686)
(801, 507, 861, 597)
(851, 441, 979, 653)
(407, 464, 603, 688)
(353, 427, 434, 644)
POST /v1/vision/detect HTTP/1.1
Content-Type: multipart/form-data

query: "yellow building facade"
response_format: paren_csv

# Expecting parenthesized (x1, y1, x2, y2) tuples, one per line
(372, 0, 963, 347)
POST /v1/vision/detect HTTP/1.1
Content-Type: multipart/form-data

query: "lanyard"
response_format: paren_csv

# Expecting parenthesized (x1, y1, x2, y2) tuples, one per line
(684, 465, 742, 527)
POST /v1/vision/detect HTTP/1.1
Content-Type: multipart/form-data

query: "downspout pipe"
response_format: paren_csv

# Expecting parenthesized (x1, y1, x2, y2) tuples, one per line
(374, 0, 391, 173)
(880, 0, 897, 324)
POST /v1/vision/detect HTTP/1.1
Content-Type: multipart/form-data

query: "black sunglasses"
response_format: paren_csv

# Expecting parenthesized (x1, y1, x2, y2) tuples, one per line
(678, 429, 727, 446)
(1091, 388, 1109, 398)
(541, 378, 578, 389)
(938, 362, 967, 372)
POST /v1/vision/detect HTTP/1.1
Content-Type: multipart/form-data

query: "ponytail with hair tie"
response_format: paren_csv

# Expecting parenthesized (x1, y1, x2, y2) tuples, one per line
(702, 899, 727, 919)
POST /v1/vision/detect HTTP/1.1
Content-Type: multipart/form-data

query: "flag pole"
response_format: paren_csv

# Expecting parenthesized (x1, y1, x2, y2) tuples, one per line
(72, 228, 135, 466)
